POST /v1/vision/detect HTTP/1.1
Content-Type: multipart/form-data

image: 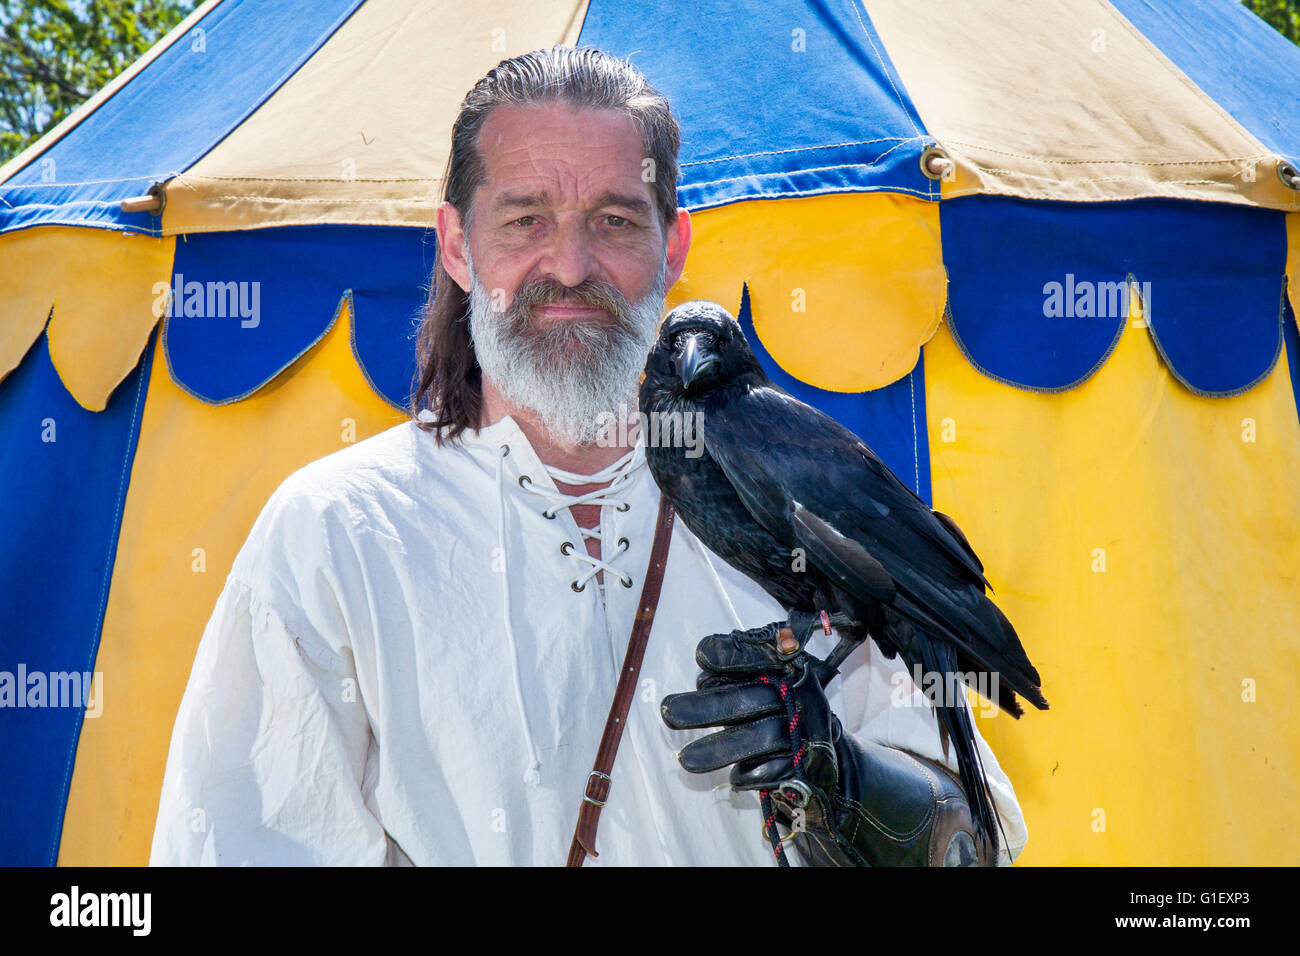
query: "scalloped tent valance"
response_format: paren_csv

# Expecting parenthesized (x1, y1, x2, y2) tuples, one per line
(3, 196, 1296, 416)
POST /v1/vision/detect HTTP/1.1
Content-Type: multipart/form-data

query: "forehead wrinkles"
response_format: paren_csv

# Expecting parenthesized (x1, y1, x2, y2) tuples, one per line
(478, 108, 648, 212)
(485, 160, 646, 216)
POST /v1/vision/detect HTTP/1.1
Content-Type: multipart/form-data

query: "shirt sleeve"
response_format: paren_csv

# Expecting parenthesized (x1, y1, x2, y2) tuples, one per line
(149, 571, 398, 865)
(826, 638, 1030, 866)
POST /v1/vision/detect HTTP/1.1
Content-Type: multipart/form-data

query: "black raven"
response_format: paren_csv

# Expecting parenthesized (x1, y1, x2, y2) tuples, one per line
(640, 299, 1048, 857)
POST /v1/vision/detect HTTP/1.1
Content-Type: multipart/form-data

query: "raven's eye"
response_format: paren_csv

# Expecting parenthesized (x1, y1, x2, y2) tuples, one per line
(671, 328, 718, 353)
(675, 330, 714, 348)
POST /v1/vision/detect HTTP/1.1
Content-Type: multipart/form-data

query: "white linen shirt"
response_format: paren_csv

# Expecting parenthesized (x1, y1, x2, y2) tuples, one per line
(150, 417, 1028, 866)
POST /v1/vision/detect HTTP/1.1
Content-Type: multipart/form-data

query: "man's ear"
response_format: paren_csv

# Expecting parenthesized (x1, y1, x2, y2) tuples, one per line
(664, 207, 692, 290)
(437, 200, 472, 293)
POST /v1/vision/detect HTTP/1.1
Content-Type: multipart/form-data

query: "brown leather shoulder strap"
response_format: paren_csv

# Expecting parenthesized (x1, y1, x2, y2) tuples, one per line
(566, 495, 675, 866)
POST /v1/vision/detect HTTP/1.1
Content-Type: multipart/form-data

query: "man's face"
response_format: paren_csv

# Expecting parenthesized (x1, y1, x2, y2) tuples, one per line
(438, 101, 690, 446)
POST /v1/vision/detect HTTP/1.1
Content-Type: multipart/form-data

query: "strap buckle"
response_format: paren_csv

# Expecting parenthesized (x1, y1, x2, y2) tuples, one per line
(583, 771, 612, 807)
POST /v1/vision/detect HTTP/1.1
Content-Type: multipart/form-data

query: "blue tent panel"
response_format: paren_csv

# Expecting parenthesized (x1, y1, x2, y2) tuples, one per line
(1149, 276, 1286, 398)
(1285, 287, 1300, 431)
(164, 226, 431, 404)
(349, 228, 438, 410)
(0, 328, 153, 865)
(0, 0, 365, 235)
(943, 197, 1287, 396)
(580, 0, 937, 212)
(737, 283, 931, 503)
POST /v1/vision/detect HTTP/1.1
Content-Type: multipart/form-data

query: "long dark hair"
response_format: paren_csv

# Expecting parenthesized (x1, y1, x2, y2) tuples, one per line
(411, 45, 681, 445)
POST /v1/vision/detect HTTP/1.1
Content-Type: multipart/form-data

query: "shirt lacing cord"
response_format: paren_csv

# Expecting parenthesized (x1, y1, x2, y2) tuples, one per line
(517, 448, 643, 594)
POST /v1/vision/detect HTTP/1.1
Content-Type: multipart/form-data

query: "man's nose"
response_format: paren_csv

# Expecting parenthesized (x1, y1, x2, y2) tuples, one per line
(538, 219, 598, 290)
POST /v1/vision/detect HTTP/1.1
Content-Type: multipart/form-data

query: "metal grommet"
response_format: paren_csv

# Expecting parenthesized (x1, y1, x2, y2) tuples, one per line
(776, 779, 814, 809)
(617, 537, 629, 552)
(616, 502, 630, 512)
(542, 509, 556, 519)
(920, 144, 953, 181)
(500, 444, 510, 457)
(619, 575, 634, 589)
(560, 541, 574, 555)
(518, 474, 531, 488)
(571, 579, 586, 593)
(1278, 159, 1300, 191)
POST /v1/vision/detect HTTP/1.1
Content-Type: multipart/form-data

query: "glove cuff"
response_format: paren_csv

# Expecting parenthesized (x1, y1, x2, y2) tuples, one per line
(780, 733, 996, 867)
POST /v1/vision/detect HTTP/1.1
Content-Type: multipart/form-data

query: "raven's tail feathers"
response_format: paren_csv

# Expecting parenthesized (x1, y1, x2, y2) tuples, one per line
(919, 640, 1008, 863)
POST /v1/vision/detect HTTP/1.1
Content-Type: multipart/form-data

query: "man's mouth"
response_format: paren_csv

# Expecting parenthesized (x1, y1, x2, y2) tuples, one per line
(533, 303, 610, 320)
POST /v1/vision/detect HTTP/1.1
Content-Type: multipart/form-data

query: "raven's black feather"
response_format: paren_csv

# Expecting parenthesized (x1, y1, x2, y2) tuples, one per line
(640, 300, 1049, 857)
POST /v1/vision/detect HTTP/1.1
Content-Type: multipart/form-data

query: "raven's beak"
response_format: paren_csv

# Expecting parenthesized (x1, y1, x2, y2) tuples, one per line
(678, 334, 719, 390)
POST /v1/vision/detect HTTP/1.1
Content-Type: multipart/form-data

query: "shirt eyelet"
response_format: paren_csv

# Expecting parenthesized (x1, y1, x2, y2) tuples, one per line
(518, 474, 532, 488)
(619, 575, 634, 588)
(560, 541, 574, 555)
(615, 502, 630, 512)
(571, 580, 586, 593)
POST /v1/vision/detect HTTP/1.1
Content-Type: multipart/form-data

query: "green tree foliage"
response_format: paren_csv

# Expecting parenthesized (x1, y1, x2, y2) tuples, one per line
(1, 0, 195, 163)
(1243, 0, 1300, 45)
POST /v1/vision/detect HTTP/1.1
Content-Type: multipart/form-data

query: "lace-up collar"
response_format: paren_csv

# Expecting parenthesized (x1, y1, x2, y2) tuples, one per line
(518, 449, 640, 592)
(453, 413, 646, 591)
(419, 410, 647, 788)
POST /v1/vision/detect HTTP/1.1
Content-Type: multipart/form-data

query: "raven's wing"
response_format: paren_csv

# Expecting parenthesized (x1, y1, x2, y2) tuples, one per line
(931, 509, 986, 578)
(702, 385, 1045, 709)
(702, 386, 990, 595)
(789, 504, 895, 604)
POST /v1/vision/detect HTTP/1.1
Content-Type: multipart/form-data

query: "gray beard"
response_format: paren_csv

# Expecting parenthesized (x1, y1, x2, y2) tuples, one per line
(467, 248, 667, 447)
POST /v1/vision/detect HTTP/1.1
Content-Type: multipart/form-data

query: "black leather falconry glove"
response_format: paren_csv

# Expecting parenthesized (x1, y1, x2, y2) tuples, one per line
(661, 611, 996, 867)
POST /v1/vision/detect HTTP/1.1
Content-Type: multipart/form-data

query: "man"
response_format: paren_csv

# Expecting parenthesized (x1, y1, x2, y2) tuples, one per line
(150, 46, 1027, 866)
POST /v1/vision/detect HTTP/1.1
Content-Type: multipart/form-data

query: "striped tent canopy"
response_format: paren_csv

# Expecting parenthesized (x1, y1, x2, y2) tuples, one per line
(2, 0, 1298, 866)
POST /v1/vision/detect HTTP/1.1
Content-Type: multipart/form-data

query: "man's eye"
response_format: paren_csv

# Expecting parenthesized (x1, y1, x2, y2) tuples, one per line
(511, 216, 537, 227)
(605, 215, 630, 227)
